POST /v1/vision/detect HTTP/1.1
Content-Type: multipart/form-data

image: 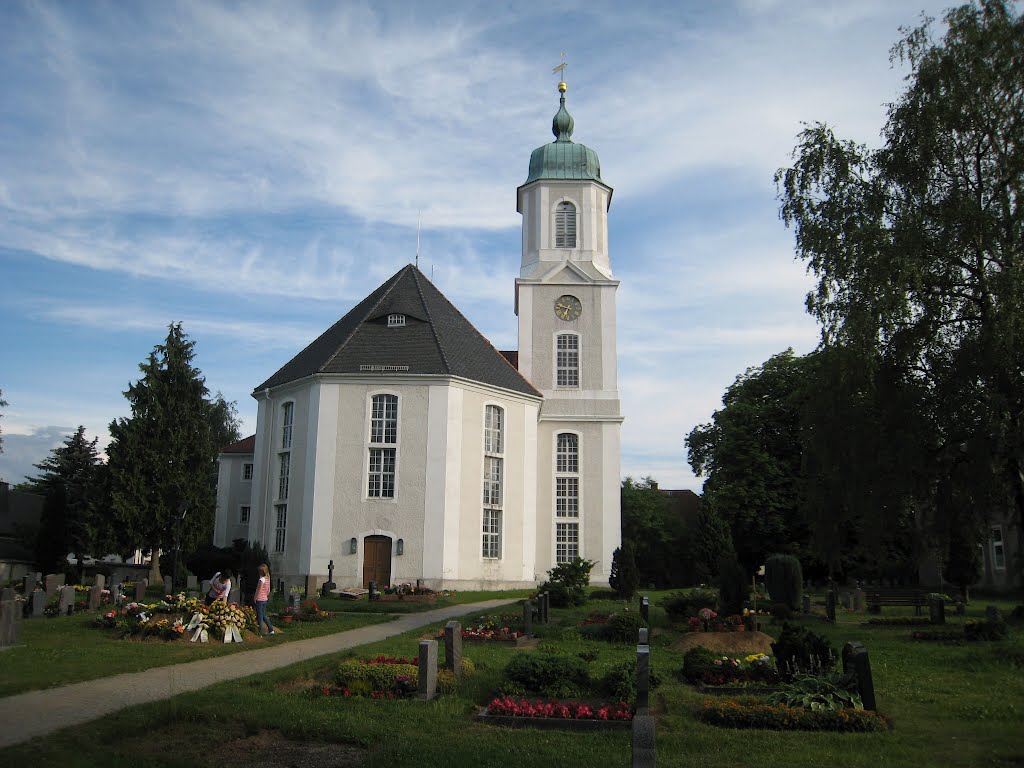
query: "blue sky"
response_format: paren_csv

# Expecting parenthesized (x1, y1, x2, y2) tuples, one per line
(0, 0, 954, 490)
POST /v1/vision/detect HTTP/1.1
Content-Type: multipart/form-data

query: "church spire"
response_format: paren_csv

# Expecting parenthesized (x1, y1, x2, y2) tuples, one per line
(551, 80, 574, 142)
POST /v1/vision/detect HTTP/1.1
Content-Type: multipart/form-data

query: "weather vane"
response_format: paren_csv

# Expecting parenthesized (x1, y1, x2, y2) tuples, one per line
(552, 52, 567, 83)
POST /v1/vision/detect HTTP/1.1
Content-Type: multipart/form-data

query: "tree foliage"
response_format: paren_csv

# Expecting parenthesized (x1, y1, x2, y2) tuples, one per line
(776, 1, 1024, 580)
(107, 323, 230, 579)
(0, 388, 7, 454)
(22, 426, 109, 577)
(620, 477, 686, 586)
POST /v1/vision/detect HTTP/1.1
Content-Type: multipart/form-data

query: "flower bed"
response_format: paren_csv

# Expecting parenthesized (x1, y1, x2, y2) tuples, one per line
(682, 648, 780, 687)
(334, 654, 474, 697)
(92, 599, 257, 642)
(476, 698, 633, 731)
(460, 613, 527, 643)
(697, 699, 890, 732)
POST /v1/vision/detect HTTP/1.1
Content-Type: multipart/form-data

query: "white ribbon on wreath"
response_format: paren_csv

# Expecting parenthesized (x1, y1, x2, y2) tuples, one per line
(186, 611, 210, 643)
(223, 624, 243, 643)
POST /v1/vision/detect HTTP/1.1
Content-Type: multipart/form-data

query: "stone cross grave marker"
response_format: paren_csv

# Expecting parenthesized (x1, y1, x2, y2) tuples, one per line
(521, 599, 533, 636)
(417, 640, 438, 700)
(842, 641, 876, 711)
(444, 621, 463, 677)
(88, 585, 102, 611)
(636, 644, 651, 713)
(134, 580, 147, 602)
(928, 595, 945, 625)
(826, 589, 837, 624)
(31, 589, 47, 618)
(58, 585, 76, 616)
(0, 588, 21, 647)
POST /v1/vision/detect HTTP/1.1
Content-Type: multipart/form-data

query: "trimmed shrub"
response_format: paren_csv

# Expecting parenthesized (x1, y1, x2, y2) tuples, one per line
(602, 609, 647, 643)
(764, 554, 803, 610)
(717, 559, 747, 616)
(662, 588, 717, 620)
(538, 557, 595, 608)
(681, 646, 719, 683)
(697, 699, 889, 732)
(503, 653, 590, 698)
(770, 623, 836, 679)
(336, 659, 419, 691)
(609, 542, 640, 600)
(865, 616, 932, 626)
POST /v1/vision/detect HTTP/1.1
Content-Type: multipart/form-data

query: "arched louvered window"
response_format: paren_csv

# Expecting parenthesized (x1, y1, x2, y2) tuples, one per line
(555, 202, 576, 248)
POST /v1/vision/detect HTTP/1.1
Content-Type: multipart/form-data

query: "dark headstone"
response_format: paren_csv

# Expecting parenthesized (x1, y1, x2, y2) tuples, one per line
(88, 585, 102, 611)
(841, 591, 851, 610)
(327, 559, 335, 583)
(636, 644, 651, 713)
(444, 621, 463, 677)
(522, 600, 533, 636)
(541, 592, 550, 624)
(928, 595, 946, 625)
(853, 588, 865, 612)
(826, 589, 836, 624)
(985, 605, 1001, 623)
(321, 581, 336, 597)
(638, 627, 649, 646)
(640, 596, 650, 623)
(31, 590, 46, 618)
(290, 592, 301, 609)
(842, 641, 876, 711)
(0, 588, 21, 647)
(186, 575, 198, 590)
(134, 580, 147, 602)
(417, 640, 438, 700)
(802, 594, 812, 614)
(369, 581, 378, 600)
(23, 575, 35, 595)
(631, 714, 656, 768)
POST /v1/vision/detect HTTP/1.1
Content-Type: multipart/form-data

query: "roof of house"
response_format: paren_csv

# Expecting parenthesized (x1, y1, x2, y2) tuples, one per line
(256, 265, 541, 398)
(221, 435, 256, 454)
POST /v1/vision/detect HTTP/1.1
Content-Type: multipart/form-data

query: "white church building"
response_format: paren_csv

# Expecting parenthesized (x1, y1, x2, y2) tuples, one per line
(214, 82, 623, 591)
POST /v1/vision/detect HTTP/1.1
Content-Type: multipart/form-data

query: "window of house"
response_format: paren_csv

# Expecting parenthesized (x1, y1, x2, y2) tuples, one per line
(368, 394, 398, 498)
(556, 334, 579, 388)
(387, 314, 406, 327)
(274, 504, 287, 552)
(554, 432, 580, 563)
(239, 505, 250, 524)
(281, 402, 294, 450)
(555, 201, 576, 248)
(556, 522, 579, 563)
(242, 463, 253, 481)
(278, 452, 290, 500)
(482, 405, 504, 559)
(992, 526, 1006, 570)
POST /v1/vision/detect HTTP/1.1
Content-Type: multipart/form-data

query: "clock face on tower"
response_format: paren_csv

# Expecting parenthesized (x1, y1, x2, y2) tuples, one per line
(554, 295, 583, 321)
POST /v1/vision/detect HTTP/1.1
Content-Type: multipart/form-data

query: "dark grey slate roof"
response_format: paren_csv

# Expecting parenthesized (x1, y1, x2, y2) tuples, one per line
(255, 265, 540, 397)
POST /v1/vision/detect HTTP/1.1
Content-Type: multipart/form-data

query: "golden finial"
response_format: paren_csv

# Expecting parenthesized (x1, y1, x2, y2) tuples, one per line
(552, 53, 567, 92)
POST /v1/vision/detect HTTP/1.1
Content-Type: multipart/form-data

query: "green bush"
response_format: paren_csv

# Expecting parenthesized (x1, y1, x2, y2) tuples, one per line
(717, 559, 747, 616)
(767, 671, 862, 711)
(503, 653, 590, 698)
(601, 658, 662, 704)
(770, 623, 836, 679)
(538, 557, 595, 608)
(697, 700, 889, 732)
(770, 602, 794, 622)
(336, 659, 419, 691)
(602, 609, 647, 643)
(609, 542, 640, 600)
(765, 554, 803, 610)
(661, 588, 717, 620)
(681, 646, 719, 683)
(964, 619, 1009, 641)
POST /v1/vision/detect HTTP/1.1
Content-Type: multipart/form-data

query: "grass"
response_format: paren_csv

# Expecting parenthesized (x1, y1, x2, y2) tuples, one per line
(2, 590, 1022, 768)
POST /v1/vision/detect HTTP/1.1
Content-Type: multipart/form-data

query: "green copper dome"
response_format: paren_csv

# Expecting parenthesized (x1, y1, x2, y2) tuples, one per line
(524, 87, 604, 185)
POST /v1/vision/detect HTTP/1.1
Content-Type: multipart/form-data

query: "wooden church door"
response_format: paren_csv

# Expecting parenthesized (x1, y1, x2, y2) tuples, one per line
(362, 535, 392, 588)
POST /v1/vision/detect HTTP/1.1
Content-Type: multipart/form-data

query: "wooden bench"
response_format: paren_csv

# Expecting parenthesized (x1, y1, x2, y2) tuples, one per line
(865, 588, 927, 615)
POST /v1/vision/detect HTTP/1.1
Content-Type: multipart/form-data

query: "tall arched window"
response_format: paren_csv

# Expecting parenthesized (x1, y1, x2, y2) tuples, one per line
(555, 201, 576, 248)
(482, 405, 504, 559)
(555, 432, 580, 563)
(368, 394, 398, 498)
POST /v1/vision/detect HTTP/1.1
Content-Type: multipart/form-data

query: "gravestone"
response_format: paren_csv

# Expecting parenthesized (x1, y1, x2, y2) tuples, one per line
(638, 627, 649, 646)
(134, 580, 147, 602)
(88, 585, 102, 610)
(44, 573, 63, 597)
(110, 585, 123, 605)
(368, 581, 378, 601)
(417, 640, 438, 700)
(826, 589, 836, 624)
(631, 714, 656, 768)
(802, 594, 811, 614)
(0, 588, 21, 647)
(228, 585, 241, 604)
(640, 596, 650, 624)
(540, 592, 549, 624)
(322, 559, 336, 596)
(985, 605, 1001, 623)
(842, 641, 876, 711)
(290, 592, 301, 610)
(636, 644, 651, 713)
(200, 579, 211, 597)
(444, 621, 463, 677)
(305, 575, 317, 599)
(853, 588, 865, 612)
(23, 575, 35, 595)
(841, 591, 851, 610)
(163, 577, 173, 597)
(31, 590, 47, 618)
(186, 575, 198, 590)
(58, 585, 76, 616)
(94, 573, 106, 591)
(521, 600, 533, 636)
(928, 595, 946, 625)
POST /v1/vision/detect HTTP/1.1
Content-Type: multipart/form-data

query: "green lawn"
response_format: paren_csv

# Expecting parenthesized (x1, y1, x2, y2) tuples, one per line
(2, 590, 1022, 768)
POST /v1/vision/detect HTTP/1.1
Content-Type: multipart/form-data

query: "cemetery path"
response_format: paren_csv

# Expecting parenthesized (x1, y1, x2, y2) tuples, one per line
(0, 598, 518, 749)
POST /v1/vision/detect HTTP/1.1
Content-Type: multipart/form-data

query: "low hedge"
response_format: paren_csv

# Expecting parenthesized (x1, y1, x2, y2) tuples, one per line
(336, 656, 475, 695)
(697, 699, 890, 732)
(864, 616, 933, 626)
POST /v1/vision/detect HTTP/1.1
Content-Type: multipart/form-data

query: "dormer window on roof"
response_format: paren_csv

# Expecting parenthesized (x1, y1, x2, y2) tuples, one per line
(387, 314, 406, 327)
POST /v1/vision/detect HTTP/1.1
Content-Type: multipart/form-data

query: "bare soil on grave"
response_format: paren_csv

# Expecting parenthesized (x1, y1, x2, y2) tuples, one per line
(670, 630, 775, 656)
(214, 731, 368, 768)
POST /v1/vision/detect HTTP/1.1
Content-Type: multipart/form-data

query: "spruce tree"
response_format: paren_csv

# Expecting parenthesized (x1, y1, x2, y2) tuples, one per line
(107, 323, 220, 583)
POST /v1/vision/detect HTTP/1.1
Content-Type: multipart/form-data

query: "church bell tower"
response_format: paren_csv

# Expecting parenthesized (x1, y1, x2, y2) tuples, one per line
(516, 79, 622, 582)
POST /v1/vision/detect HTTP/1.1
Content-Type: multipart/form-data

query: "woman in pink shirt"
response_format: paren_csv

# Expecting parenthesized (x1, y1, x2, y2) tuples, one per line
(254, 563, 276, 635)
